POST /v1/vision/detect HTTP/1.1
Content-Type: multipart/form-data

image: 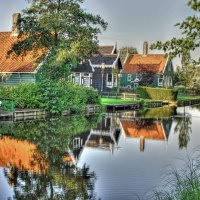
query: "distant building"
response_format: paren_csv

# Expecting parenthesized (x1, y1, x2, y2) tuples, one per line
(121, 41, 174, 88)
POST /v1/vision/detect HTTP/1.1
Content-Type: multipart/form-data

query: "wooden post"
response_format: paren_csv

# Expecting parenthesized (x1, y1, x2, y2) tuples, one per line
(140, 136, 145, 152)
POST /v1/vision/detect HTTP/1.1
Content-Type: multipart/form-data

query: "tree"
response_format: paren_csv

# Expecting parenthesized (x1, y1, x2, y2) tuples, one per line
(9, 0, 107, 81)
(135, 64, 155, 86)
(151, 0, 200, 64)
(119, 46, 138, 63)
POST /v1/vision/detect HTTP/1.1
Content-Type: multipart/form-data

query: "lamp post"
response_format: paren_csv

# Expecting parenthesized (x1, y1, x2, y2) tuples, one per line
(101, 63, 105, 92)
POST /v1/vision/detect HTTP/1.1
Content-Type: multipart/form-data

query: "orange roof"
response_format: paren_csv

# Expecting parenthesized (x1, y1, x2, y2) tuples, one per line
(123, 54, 168, 73)
(121, 120, 165, 141)
(98, 45, 115, 55)
(0, 137, 47, 173)
(0, 32, 40, 73)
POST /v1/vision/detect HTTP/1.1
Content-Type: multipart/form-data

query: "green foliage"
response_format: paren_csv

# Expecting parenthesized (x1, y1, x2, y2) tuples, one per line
(0, 81, 100, 113)
(9, 0, 108, 80)
(119, 46, 138, 63)
(140, 106, 176, 119)
(153, 152, 200, 200)
(137, 86, 178, 101)
(151, 0, 200, 64)
(0, 83, 42, 108)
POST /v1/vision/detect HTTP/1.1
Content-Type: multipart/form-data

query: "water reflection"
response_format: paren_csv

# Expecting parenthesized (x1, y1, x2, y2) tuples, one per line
(174, 107, 192, 149)
(0, 106, 199, 200)
(0, 115, 101, 200)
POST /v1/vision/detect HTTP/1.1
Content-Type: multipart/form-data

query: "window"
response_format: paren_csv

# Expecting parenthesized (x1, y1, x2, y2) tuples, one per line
(158, 75, 163, 86)
(83, 73, 90, 87)
(107, 74, 112, 87)
(75, 73, 80, 85)
(106, 73, 117, 88)
(113, 74, 117, 87)
(127, 74, 132, 81)
(73, 138, 81, 149)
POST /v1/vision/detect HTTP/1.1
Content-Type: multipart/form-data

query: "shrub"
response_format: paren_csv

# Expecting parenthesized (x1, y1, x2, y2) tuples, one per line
(137, 86, 177, 101)
(0, 81, 100, 113)
(0, 83, 42, 108)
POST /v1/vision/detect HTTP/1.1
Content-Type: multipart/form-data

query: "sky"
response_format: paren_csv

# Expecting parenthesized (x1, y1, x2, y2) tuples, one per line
(0, 0, 197, 66)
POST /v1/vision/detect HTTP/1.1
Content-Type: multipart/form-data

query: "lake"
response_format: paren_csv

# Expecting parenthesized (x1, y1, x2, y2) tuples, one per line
(0, 105, 200, 200)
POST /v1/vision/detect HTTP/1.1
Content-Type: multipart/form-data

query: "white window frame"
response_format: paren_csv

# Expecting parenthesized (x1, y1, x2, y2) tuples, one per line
(75, 73, 81, 85)
(82, 73, 90, 87)
(158, 74, 163, 86)
(106, 73, 117, 88)
(73, 138, 81, 149)
(127, 74, 132, 81)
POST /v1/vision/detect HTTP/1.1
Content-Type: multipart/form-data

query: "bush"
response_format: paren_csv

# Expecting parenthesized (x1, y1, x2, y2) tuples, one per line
(0, 81, 100, 114)
(0, 83, 42, 108)
(137, 86, 177, 101)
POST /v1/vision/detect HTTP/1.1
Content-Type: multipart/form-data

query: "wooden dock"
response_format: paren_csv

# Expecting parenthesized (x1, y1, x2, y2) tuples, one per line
(0, 104, 101, 121)
(0, 109, 47, 122)
(106, 103, 140, 112)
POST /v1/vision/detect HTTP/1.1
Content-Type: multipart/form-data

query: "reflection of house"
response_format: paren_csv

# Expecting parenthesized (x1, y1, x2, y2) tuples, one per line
(65, 131, 91, 166)
(120, 118, 172, 151)
(65, 115, 121, 166)
(120, 41, 174, 88)
(71, 45, 122, 92)
(0, 137, 47, 172)
(86, 116, 120, 153)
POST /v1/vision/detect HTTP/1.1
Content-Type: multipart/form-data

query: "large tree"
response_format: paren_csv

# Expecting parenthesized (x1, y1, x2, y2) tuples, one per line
(151, 0, 200, 64)
(119, 46, 138, 63)
(9, 0, 107, 80)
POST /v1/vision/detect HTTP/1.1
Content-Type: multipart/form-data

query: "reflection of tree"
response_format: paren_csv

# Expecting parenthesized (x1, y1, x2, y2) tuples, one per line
(174, 113, 192, 149)
(1, 114, 101, 200)
(135, 119, 154, 129)
(4, 164, 97, 200)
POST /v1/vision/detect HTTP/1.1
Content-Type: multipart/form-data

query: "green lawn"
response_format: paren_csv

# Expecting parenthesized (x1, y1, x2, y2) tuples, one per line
(177, 95, 200, 101)
(99, 97, 153, 105)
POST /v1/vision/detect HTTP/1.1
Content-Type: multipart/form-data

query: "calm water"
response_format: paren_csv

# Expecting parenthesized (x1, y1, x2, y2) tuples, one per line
(0, 105, 200, 200)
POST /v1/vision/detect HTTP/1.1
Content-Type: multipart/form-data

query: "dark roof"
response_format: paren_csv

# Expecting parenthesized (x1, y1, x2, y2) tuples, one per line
(90, 55, 118, 65)
(72, 62, 93, 73)
(98, 45, 115, 55)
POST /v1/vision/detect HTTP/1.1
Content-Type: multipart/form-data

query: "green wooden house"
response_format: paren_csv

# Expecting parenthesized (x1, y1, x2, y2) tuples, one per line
(0, 13, 39, 86)
(121, 42, 174, 88)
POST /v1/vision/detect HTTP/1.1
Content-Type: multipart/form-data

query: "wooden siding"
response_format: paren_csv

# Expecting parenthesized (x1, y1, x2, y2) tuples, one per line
(0, 73, 35, 86)
(92, 68, 117, 92)
(121, 73, 159, 88)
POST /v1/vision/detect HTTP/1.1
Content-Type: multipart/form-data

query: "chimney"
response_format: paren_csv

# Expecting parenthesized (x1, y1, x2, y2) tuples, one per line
(11, 13, 21, 36)
(143, 41, 148, 56)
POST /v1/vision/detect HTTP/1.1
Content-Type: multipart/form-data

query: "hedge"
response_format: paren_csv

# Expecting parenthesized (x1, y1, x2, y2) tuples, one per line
(137, 86, 177, 101)
(0, 81, 99, 113)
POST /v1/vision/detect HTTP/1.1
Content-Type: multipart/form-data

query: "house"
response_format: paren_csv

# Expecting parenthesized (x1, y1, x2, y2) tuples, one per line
(0, 13, 41, 86)
(121, 41, 174, 88)
(120, 118, 172, 151)
(71, 45, 122, 92)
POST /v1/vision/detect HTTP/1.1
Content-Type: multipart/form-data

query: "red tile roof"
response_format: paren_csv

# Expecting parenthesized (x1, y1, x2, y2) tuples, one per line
(123, 54, 168, 73)
(0, 32, 39, 73)
(121, 120, 165, 141)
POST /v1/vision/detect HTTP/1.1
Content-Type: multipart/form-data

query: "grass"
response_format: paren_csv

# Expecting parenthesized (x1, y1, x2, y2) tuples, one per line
(152, 153, 200, 200)
(99, 97, 156, 105)
(177, 95, 200, 101)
